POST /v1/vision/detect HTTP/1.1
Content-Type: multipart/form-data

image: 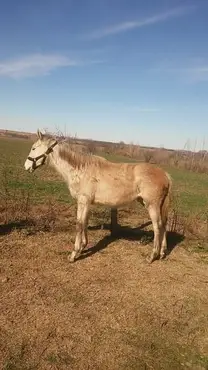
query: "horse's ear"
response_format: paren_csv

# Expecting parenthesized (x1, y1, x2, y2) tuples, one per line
(37, 129, 43, 140)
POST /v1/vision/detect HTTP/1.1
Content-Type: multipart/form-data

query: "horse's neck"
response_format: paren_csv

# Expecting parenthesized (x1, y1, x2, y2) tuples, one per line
(49, 146, 80, 183)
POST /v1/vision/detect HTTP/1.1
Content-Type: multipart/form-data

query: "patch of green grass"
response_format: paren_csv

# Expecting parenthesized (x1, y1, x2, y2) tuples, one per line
(167, 167, 208, 216)
(7, 178, 71, 203)
(0, 137, 72, 204)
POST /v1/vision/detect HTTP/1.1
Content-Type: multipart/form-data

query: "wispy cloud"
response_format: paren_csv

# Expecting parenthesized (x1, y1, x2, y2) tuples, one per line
(0, 53, 103, 79)
(150, 58, 208, 83)
(86, 6, 195, 40)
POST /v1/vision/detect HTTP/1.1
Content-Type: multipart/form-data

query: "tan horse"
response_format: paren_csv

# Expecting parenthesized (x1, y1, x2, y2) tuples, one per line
(24, 130, 172, 263)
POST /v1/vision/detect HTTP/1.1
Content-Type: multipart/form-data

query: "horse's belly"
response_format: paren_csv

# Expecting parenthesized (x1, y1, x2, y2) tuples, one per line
(94, 185, 137, 206)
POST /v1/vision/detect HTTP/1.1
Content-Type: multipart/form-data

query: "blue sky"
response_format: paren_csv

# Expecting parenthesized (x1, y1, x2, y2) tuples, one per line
(0, 0, 208, 150)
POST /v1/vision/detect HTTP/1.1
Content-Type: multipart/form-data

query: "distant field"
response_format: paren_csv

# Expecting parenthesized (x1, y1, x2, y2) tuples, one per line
(0, 137, 207, 218)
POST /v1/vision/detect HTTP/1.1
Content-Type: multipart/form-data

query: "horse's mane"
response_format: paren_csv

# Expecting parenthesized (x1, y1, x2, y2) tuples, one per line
(58, 141, 108, 169)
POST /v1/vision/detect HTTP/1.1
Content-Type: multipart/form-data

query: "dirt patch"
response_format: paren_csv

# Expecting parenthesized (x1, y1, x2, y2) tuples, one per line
(0, 208, 208, 370)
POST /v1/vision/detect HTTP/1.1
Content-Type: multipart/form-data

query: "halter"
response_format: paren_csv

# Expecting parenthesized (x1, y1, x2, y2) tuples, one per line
(27, 141, 58, 171)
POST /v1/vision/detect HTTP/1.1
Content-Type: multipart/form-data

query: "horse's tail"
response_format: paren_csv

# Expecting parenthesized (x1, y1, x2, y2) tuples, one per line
(161, 172, 172, 226)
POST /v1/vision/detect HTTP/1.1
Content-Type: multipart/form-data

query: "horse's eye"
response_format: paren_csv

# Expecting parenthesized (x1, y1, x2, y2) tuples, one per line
(32, 148, 35, 151)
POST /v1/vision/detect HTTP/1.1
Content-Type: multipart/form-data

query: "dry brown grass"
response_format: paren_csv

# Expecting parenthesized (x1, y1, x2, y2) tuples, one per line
(1, 204, 208, 370)
(96, 141, 208, 174)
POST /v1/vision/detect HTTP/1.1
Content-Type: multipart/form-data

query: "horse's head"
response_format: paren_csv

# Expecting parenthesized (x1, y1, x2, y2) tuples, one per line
(24, 130, 57, 173)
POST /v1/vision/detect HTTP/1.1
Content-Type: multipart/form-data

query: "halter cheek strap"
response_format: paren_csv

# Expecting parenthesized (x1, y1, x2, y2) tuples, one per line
(27, 141, 58, 170)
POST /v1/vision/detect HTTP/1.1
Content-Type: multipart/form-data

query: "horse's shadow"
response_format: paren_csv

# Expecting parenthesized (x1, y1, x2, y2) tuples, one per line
(79, 221, 184, 261)
(0, 220, 34, 235)
(0, 219, 51, 236)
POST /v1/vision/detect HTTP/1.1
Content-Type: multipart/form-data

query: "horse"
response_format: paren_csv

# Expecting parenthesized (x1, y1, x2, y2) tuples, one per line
(24, 130, 172, 264)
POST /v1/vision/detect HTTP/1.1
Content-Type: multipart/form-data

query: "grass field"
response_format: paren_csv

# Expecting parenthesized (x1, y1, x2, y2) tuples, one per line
(1, 137, 208, 213)
(0, 136, 208, 370)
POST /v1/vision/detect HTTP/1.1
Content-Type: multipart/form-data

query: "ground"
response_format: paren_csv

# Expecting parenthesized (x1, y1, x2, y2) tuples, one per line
(0, 206, 208, 370)
(0, 137, 208, 369)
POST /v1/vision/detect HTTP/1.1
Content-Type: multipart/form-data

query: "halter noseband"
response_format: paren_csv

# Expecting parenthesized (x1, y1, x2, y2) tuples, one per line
(27, 141, 58, 171)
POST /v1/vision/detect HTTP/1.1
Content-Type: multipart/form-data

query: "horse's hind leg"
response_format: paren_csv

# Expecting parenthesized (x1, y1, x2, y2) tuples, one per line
(160, 225, 167, 259)
(69, 196, 90, 263)
(160, 196, 169, 259)
(110, 208, 118, 236)
(147, 205, 163, 263)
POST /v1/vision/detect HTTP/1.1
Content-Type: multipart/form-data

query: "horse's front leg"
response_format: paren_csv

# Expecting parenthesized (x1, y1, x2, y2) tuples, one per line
(69, 196, 90, 263)
(82, 214, 89, 249)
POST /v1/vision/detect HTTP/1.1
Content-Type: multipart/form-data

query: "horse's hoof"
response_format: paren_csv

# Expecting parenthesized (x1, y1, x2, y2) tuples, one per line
(146, 256, 154, 264)
(68, 254, 75, 263)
